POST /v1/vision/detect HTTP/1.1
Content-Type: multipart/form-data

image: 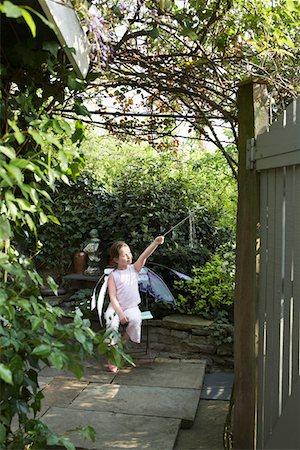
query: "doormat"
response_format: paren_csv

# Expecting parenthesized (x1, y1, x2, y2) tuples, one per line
(200, 372, 234, 401)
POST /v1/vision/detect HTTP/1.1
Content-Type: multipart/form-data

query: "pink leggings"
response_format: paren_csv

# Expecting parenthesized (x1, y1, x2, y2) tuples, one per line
(105, 304, 142, 345)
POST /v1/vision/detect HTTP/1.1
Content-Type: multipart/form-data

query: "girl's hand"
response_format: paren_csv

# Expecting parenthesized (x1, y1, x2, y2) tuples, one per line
(120, 315, 128, 325)
(155, 236, 164, 245)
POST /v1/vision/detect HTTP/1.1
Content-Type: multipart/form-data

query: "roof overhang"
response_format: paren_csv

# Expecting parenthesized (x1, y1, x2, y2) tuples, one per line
(38, 0, 90, 79)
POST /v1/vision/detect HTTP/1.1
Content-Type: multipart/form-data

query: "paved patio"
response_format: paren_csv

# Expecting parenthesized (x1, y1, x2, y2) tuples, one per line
(38, 348, 230, 449)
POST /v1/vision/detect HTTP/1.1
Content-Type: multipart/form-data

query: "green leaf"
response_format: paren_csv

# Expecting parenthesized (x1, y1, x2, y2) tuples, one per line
(28, 128, 45, 145)
(50, 351, 64, 369)
(30, 317, 43, 331)
(74, 329, 86, 344)
(74, 103, 91, 117)
(68, 361, 84, 379)
(18, 299, 32, 313)
(24, 5, 56, 31)
(286, 0, 297, 10)
(59, 436, 76, 450)
(47, 275, 58, 295)
(15, 198, 35, 212)
(2, 1, 22, 18)
(47, 434, 59, 446)
(21, 8, 36, 37)
(31, 344, 51, 357)
(0, 422, 6, 443)
(149, 28, 160, 39)
(0, 145, 16, 159)
(43, 319, 54, 334)
(47, 215, 60, 225)
(25, 213, 36, 231)
(0, 363, 13, 385)
(182, 27, 199, 41)
(5, 162, 23, 185)
(0, 167, 13, 186)
(81, 425, 96, 442)
(0, 216, 12, 240)
(43, 41, 60, 57)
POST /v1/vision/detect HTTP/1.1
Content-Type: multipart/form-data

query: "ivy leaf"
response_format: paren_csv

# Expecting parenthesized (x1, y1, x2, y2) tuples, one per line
(0, 363, 13, 385)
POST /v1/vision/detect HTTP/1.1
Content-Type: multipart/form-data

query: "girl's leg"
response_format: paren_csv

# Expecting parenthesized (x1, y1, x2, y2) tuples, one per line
(124, 307, 142, 343)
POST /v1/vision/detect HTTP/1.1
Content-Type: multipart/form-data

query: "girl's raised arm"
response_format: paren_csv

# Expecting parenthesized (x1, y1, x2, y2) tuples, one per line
(134, 236, 164, 273)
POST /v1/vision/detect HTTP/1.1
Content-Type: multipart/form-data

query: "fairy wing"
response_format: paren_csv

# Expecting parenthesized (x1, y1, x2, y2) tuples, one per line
(91, 268, 113, 325)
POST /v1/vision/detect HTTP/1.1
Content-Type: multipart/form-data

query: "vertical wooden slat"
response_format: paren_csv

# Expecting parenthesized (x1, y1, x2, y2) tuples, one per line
(272, 168, 284, 422)
(263, 169, 277, 442)
(256, 169, 269, 448)
(282, 166, 294, 404)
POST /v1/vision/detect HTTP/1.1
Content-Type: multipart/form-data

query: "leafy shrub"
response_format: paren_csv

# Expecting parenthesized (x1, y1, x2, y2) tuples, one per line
(34, 144, 236, 277)
(175, 244, 235, 320)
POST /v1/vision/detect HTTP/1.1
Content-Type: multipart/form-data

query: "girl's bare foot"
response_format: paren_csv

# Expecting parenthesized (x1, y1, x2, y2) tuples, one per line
(107, 361, 118, 373)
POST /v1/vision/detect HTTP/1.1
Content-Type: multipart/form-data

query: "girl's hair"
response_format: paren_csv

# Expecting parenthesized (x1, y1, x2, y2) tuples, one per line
(109, 241, 128, 266)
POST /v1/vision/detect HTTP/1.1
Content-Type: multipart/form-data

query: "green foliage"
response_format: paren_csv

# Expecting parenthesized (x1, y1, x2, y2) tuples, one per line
(210, 311, 234, 347)
(0, 5, 133, 449)
(69, 288, 98, 320)
(0, 247, 97, 448)
(175, 244, 235, 319)
(35, 134, 237, 276)
(33, 176, 110, 273)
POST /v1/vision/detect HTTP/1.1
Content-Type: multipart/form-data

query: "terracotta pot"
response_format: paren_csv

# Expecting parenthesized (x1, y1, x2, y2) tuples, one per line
(73, 251, 87, 274)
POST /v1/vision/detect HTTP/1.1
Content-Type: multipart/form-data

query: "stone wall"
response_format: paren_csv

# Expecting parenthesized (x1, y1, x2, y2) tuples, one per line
(143, 314, 234, 371)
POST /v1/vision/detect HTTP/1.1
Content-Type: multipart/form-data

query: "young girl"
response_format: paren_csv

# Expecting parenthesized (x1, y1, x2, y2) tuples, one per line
(104, 236, 164, 372)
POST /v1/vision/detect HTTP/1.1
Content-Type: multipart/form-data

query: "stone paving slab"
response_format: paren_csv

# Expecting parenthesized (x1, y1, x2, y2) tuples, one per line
(41, 378, 88, 407)
(42, 406, 181, 450)
(38, 363, 116, 383)
(71, 383, 200, 427)
(174, 400, 229, 450)
(114, 360, 206, 389)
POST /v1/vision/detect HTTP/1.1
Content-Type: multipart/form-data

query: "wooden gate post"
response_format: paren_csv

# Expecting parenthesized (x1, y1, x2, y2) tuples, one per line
(234, 80, 268, 449)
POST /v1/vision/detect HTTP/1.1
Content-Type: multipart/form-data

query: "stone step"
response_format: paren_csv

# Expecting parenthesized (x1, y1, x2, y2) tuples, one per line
(71, 383, 199, 428)
(42, 406, 180, 450)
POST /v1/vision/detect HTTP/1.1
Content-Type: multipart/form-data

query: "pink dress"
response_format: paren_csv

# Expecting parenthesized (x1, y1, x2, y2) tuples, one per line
(104, 265, 142, 344)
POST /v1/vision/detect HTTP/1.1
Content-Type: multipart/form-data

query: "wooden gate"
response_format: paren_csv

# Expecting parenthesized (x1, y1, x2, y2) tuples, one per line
(255, 99, 300, 449)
